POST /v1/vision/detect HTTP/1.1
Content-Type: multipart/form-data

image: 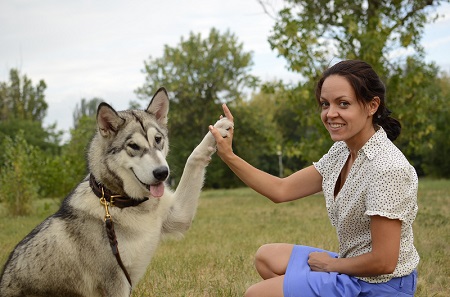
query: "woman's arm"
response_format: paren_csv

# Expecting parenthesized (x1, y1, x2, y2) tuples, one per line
(209, 104, 323, 203)
(308, 215, 402, 276)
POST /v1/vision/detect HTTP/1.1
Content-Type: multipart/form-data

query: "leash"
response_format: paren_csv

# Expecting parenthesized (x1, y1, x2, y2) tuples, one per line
(89, 174, 149, 287)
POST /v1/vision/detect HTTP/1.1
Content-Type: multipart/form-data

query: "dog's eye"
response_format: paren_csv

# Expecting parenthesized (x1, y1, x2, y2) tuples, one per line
(155, 136, 162, 144)
(128, 143, 140, 150)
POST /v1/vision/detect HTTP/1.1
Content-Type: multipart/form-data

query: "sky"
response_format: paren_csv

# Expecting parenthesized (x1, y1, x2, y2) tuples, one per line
(1, 0, 450, 141)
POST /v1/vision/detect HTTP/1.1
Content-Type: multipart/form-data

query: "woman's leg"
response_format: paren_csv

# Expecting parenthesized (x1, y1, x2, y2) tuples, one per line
(254, 243, 295, 279)
(250, 244, 363, 297)
(244, 275, 285, 297)
(243, 243, 294, 297)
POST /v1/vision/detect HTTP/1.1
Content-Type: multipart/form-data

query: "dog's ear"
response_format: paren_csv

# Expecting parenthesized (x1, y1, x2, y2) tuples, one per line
(147, 87, 169, 125)
(96, 103, 125, 137)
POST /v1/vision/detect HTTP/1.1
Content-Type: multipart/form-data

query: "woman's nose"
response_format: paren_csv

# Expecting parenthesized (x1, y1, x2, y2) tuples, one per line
(326, 105, 339, 118)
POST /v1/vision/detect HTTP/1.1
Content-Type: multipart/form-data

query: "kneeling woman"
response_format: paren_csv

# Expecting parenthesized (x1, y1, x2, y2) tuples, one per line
(209, 60, 419, 297)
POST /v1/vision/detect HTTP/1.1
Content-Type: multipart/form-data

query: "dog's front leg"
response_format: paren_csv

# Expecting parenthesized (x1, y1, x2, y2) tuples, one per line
(98, 271, 132, 297)
(163, 118, 233, 236)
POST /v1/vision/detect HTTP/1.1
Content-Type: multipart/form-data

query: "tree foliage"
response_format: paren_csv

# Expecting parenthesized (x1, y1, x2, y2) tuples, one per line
(273, 81, 333, 165)
(62, 115, 97, 186)
(135, 28, 259, 185)
(0, 69, 61, 153)
(136, 27, 259, 132)
(386, 58, 443, 170)
(267, 0, 447, 77)
(422, 72, 450, 177)
(72, 97, 103, 129)
(53, 98, 101, 195)
(0, 120, 62, 154)
(0, 68, 48, 122)
(31, 115, 98, 200)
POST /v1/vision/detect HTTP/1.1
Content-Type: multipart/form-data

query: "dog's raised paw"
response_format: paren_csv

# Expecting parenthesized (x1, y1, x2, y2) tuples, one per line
(214, 118, 233, 138)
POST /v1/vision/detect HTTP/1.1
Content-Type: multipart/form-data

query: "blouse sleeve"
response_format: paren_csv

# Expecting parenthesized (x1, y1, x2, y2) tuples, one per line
(313, 153, 328, 177)
(313, 141, 343, 178)
(365, 165, 418, 224)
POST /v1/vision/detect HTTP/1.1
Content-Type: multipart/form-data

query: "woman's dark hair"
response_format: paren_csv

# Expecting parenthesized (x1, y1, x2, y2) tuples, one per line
(315, 60, 401, 141)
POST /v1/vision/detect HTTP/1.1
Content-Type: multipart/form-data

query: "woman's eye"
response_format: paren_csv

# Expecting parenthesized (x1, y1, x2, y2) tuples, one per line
(320, 101, 329, 108)
(128, 143, 140, 150)
(340, 101, 349, 107)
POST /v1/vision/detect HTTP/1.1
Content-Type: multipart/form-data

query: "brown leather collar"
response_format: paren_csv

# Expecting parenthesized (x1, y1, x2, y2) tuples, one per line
(89, 174, 149, 208)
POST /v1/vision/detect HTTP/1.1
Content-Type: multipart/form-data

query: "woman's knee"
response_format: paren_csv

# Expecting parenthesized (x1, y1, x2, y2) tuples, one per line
(254, 244, 272, 265)
(254, 243, 294, 278)
(254, 244, 275, 277)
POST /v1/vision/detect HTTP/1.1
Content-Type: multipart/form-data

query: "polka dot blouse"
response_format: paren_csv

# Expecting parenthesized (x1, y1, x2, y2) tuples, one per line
(314, 127, 419, 283)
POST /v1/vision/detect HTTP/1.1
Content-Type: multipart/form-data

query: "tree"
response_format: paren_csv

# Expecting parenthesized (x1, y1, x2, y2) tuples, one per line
(0, 119, 62, 154)
(135, 28, 259, 186)
(35, 98, 100, 199)
(422, 72, 450, 177)
(266, 0, 448, 78)
(72, 97, 103, 129)
(0, 68, 47, 122)
(387, 57, 443, 173)
(0, 69, 62, 154)
(136, 28, 259, 133)
(59, 98, 101, 192)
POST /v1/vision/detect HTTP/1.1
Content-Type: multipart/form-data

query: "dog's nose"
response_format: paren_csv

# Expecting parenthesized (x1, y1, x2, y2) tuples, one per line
(153, 166, 169, 181)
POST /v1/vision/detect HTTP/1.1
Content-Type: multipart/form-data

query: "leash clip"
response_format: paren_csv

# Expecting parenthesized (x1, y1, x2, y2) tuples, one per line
(99, 186, 111, 221)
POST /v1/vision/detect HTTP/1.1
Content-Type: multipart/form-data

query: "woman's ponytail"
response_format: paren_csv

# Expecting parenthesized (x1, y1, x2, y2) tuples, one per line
(374, 107, 401, 141)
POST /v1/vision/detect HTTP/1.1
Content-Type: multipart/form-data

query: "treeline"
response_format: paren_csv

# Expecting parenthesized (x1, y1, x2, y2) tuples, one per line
(1, 1, 450, 215)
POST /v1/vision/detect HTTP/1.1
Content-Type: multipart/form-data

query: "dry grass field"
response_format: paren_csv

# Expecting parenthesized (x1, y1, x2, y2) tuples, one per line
(1, 179, 449, 296)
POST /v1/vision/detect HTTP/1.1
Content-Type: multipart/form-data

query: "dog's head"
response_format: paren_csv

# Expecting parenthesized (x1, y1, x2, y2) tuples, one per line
(88, 87, 170, 199)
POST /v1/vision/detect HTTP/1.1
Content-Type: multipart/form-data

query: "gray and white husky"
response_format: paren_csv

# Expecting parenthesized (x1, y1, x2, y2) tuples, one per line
(0, 87, 232, 297)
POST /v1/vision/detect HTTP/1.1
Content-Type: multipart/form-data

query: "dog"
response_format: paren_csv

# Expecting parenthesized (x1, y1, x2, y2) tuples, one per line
(0, 87, 232, 297)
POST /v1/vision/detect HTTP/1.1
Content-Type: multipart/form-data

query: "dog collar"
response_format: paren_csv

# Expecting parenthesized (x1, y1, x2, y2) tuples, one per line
(89, 174, 149, 209)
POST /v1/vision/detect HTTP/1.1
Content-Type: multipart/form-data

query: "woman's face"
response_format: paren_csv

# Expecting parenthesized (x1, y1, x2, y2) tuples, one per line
(319, 75, 378, 150)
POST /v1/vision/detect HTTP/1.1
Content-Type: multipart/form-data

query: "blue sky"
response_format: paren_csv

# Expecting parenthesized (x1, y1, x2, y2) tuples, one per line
(1, 0, 449, 140)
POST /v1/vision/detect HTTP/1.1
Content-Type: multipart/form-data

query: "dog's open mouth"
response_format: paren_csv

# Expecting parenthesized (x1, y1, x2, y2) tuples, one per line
(131, 169, 165, 198)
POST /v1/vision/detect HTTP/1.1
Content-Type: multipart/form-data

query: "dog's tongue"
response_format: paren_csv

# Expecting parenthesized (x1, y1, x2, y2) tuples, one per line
(150, 183, 164, 198)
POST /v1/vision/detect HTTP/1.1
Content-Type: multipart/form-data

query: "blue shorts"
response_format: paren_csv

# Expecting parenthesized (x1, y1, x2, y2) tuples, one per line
(283, 245, 417, 297)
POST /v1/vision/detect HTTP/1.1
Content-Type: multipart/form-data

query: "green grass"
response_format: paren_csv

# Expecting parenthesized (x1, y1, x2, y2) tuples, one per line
(1, 179, 449, 296)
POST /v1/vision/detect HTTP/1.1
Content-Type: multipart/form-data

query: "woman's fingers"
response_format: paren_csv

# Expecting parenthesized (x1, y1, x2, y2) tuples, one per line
(222, 104, 234, 122)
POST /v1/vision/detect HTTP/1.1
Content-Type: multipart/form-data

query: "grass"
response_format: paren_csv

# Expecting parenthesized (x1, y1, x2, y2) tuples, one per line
(0, 179, 449, 296)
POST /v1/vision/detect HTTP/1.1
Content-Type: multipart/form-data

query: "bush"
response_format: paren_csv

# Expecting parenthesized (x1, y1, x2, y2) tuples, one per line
(0, 131, 39, 216)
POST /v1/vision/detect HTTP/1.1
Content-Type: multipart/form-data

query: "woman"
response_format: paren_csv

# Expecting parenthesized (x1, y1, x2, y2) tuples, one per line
(209, 60, 419, 297)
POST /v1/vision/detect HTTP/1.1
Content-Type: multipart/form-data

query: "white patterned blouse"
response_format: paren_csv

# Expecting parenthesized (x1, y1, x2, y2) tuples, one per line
(314, 127, 419, 283)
